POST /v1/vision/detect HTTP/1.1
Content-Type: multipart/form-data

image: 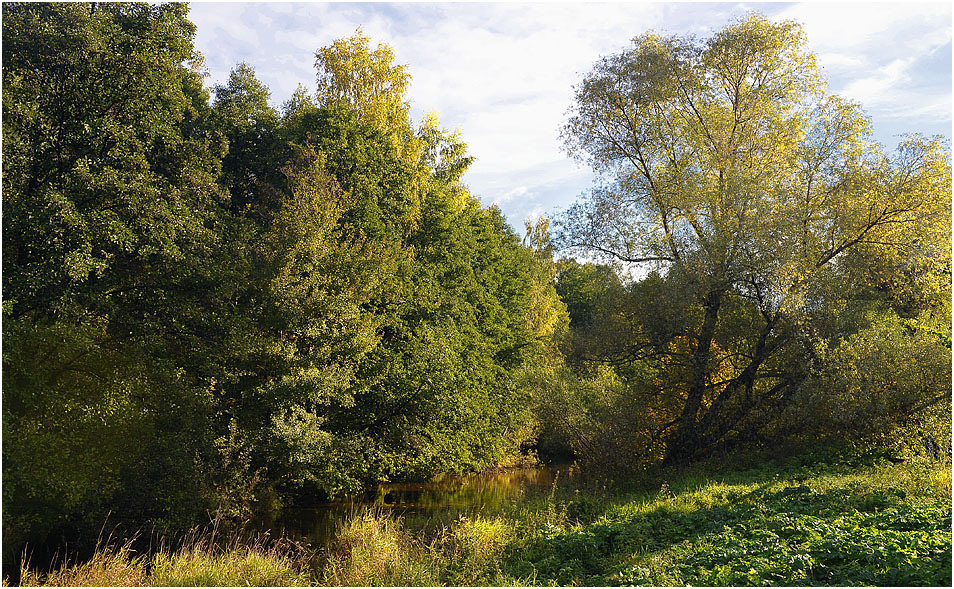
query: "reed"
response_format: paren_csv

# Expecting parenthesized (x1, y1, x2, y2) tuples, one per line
(16, 525, 312, 587)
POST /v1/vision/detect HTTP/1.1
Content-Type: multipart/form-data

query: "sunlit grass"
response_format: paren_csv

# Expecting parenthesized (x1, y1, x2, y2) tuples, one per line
(18, 544, 146, 587)
(149, 547, 310, 587)
(17, 532, 311, 587)
(505, 453, 952, 586)
(320, 510, 439, 586)
(15, 449, 951, 586)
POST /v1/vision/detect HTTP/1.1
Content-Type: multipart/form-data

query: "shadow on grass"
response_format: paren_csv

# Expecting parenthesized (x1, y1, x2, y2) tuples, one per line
(496, 453, 952, 586)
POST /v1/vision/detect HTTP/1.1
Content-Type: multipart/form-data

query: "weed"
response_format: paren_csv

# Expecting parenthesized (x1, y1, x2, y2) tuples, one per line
(15, 449, 952, 587)
(16, 529, 311, 587)
(320, 510, 438, 586)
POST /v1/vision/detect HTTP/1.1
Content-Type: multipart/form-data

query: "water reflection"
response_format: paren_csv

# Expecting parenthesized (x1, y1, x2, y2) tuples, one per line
(264, 465, 571, 548)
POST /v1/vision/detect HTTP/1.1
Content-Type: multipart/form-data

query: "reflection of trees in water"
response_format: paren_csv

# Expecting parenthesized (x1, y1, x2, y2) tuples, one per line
(272, 466, 570, 547)
(373, 466, 561, 508)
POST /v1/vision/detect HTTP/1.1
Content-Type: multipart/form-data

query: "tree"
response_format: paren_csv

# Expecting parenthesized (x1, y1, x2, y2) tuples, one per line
(555, 260, 623, 333)
(262, 32, 560, 492)
(418, 112, 475, 186)
(213, 63, 287, 220)
(314, 28, 412, 141)
(558, 13, 951, 464)
(2, 6, 566, 571)
(2, 1, 228, 569)
(2, 2, 224, 318)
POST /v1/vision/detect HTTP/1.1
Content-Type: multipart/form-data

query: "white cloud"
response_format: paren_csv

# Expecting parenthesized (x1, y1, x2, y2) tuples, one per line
(776, 2, 951, 130)
(841, 57, 913, 106)
(497, 186, 531, 204)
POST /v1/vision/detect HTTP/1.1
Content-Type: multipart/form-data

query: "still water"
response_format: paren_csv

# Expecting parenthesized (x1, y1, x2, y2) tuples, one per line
(260, 465, 572, 548)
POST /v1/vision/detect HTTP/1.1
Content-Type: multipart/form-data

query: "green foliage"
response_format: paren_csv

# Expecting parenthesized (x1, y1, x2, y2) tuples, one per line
(2, 2, 224, 317)
(557, 12, 952, 465)
(526, 364, 662, 472)
(3, 3, 559, 575)
(5, 6, 948, 584)
(555, 259, 623, 333)
(783, 310, 952, 456)
(658, 492, 951, 586)
(213, 63, 286, 219)
(504, 453, 951, 587)
(2, 1, 225, 570)
(267, 46, 553, 491)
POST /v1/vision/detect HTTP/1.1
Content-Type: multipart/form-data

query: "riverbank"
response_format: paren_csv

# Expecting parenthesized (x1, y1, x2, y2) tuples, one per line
(14, 448, 952, 586)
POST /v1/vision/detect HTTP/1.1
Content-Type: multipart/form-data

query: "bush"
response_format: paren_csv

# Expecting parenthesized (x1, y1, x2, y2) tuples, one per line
(529, 364, 662, 476)
(782, 311, 952, 458)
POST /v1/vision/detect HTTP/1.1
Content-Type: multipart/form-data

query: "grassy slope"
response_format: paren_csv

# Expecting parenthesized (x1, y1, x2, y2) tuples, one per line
(14, 449, 952, 586)
(501, 452, 952, 586)
(324, 449, 952, 587)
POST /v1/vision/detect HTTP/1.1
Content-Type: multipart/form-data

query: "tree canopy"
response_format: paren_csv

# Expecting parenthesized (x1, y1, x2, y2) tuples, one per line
(558, 13, 951, 464)
(2, 7, 562, 571)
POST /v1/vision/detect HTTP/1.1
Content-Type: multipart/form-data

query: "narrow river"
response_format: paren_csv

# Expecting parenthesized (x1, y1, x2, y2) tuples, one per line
(257, 464, 573, 548)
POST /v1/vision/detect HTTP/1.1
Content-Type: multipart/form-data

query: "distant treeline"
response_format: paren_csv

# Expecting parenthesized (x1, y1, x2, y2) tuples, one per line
(2, 2, 950, 577)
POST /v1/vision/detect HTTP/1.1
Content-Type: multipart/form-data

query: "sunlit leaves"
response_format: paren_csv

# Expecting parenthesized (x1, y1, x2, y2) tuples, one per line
(315, 28, 411, 141)
(2, 2, 223, 318)
(557, 12, 951, 463)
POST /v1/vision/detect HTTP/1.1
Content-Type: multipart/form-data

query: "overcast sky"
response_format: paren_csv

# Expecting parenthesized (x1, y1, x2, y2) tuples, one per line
(188, 1, 952, 230)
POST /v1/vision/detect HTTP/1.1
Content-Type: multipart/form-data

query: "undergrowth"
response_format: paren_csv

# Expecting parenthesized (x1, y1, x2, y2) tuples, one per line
(15, 530, 311, 587)
(504, 451, 952, 586)
(321, 449, 952, 586)
(12, 448, 952, 586)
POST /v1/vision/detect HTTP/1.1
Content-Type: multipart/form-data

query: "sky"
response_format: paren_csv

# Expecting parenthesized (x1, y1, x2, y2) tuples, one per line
(188, 1, 953, 231)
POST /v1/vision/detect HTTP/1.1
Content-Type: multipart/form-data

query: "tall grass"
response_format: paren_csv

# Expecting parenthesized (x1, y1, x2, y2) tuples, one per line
(320, 510, 438, 586)
(17, 527, 312, 587)
(14, 448, 952, 586)
(318, 508, 518, 586)
(18, 543, 146, 588)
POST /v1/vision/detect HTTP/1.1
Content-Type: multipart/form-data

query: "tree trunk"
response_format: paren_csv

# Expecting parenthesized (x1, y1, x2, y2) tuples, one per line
(663, 289, 722, 465)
